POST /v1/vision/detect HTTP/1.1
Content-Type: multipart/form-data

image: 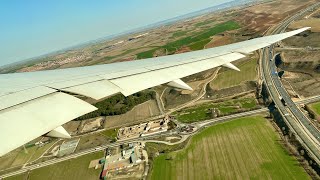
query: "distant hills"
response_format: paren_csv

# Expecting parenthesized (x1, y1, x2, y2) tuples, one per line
(0, 0, 261, 73)
(143, 0, 260, 28)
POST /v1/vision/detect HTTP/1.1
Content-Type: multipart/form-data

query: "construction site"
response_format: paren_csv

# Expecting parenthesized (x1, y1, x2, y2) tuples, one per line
(117, 116, 170, 140)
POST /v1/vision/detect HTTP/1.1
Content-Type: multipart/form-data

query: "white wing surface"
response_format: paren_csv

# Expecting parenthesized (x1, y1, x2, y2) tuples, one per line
(0, 27, 310, 156)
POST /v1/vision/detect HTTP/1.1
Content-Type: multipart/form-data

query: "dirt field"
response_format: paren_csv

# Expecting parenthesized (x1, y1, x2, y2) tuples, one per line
(282, 10, 320, 53)
(150, 116, 310, 180)
(282, 31, 320, 48)
(104, 100, 160, 129)
(289, 18, 320, 33)
(276, 5, 320, 98)
(279, 51, 320, 97)
(63, 121, 81, 135)
(281, 51, 320, 63)
(283, 73, 320, 98)
(235, 0, 317, 34)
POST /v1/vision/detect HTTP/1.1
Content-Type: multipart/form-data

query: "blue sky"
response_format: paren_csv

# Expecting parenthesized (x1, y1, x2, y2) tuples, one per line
(0, 0, 231, 66)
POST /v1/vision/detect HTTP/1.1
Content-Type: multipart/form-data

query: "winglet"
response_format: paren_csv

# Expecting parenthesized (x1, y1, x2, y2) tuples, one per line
(167, 79, 193, 90)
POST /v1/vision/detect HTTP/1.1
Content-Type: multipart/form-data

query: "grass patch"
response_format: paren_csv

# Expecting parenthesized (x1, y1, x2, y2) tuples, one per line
(175, 98, 257, 123)
(172, 31, 188, 38)
(212, 58, 257, 89)
(137, 49, 158, 59)
(310, 102, 320, 116)
(4, 173, 28, 180)
(146, 142, 187, 157)
(25, 151, 104, 180)
(150, 116, 310, 180)
(0, 140, 56, 171)
(189, 39, 211, 50)
(101, 128, 118, 140)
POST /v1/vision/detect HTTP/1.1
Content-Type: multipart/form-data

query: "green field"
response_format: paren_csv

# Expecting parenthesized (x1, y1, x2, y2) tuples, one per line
(175, 98, 257, 123)
(189, 39, 212, 51)
(4, 173, 27, 180)
(172, 31, 188, 38)
(212, 59, 257, 89)
(8, 151, 104, 180)
(150, 116, 309, 180)
(310, 102, 320, 116)
(137, 48, 158, 59)
(195, 20, 213, 27)
(101, 128, 118, 142)
(137, 21, 240, 59)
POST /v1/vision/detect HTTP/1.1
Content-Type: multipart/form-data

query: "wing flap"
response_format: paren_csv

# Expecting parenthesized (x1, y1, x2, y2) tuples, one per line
(0, 86, 57, 111)
(111, 53, 245, 96)
(62, 80, 122, 100)
(0, 92, 97, 156)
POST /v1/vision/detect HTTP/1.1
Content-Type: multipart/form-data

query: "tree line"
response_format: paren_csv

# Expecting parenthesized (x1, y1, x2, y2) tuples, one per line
(76, 90, 156, 120)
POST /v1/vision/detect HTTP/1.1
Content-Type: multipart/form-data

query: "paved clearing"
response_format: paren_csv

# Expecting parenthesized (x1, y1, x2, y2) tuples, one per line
(151, 116, 310, 180)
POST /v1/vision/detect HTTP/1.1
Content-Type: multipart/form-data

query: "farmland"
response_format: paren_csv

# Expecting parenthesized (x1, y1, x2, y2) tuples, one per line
(174, 97, 258, 123)
(172, 31, 188, 38)
(211, 58, 258, 90)
(150, 116, 309, 180)
(11, 151, 104, 180)
(136, 21, 240, 59)
(0, 139, 57, 171)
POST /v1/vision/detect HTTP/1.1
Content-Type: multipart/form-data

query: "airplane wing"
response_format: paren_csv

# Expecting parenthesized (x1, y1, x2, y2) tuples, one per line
(0, 27, 310, 156)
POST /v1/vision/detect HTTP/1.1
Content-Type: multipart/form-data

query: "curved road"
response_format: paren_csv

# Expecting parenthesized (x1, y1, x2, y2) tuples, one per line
(261, 2, 320, 165)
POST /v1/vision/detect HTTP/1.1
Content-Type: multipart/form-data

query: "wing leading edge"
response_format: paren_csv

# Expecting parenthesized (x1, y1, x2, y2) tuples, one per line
(0, 27, 310, 156)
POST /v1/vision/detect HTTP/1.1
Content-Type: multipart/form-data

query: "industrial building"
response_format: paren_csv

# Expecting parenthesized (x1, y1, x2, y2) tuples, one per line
(100, 144, 146, 179)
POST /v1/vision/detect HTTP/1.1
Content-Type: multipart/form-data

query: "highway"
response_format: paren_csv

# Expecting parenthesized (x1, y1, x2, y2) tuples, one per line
(269, 52, 320, 141)
(261, 2, 320, 165)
